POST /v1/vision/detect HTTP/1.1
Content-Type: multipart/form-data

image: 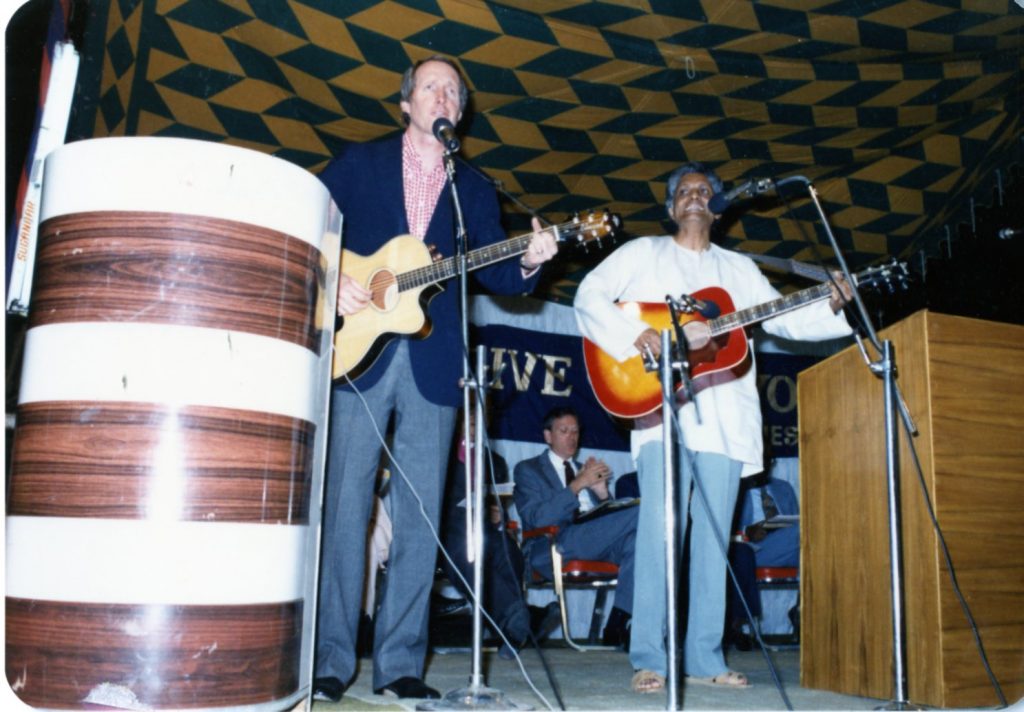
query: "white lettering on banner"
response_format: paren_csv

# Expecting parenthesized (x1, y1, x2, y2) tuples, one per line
(758, 374, 797, 414)
(540, 355, 572, 397)
(489, 348, 538, 391)
(488, 347, 573, 397)
(765, 424, 799, 447)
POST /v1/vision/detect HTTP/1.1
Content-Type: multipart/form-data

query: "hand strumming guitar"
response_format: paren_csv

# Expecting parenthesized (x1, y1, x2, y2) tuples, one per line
(337, 272, 372, 316)
(634, 327, 662, 362)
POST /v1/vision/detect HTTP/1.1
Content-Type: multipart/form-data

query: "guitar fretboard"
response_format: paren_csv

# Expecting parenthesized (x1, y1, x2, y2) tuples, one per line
(396, 231, 542, 292)
(708, 282, 834, 336)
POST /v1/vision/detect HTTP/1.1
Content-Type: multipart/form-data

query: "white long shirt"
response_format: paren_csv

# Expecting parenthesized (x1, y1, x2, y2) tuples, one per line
(574, 236, 852, 477)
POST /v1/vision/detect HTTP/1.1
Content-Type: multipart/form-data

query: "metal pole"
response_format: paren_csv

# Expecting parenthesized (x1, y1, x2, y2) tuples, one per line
(469, 346, 486, 690)
(661, 329, 679, 711)
(803, 179, 917, 708)
(879, 340, 910, 706)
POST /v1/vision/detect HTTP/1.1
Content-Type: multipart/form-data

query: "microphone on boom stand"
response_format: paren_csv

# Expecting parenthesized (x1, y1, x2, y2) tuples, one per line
(432, 117, 461, 154)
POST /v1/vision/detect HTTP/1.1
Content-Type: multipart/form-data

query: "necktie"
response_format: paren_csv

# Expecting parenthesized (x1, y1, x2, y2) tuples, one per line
(563, 460, 575, 487)
(761, 489, 780, 520)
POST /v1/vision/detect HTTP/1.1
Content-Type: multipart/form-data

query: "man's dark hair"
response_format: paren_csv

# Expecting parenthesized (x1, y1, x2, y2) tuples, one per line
(664, 161, 724, 220)
(399, 54, 469, 126)
(543, 406, 579, 431)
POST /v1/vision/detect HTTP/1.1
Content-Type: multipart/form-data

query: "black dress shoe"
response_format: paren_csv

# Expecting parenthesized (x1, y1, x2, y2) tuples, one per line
(602, 607, 632, 649)
(432, 594, 470, 617)
(602, 622, 631, 650)
(313, 676, 346, 703)
(531, 602, 561, 642)
(726, 621, 754, 651)
(374, 676, 441, 699)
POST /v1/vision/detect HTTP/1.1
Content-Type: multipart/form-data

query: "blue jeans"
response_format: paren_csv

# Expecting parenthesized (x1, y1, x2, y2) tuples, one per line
(629, 438, 742, 678)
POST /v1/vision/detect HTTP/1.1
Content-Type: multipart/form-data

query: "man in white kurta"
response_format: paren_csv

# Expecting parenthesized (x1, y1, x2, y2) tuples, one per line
(574, 162, 852, 692)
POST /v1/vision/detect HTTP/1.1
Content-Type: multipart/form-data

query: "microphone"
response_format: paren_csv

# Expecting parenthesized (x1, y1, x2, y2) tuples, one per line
(997, 227, 1021, 240)
(432, 117, 461, 153)
(708, 177, 776, 214)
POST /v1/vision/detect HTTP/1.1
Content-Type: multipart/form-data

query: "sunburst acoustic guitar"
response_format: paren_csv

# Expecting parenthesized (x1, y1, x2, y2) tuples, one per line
(333, 210, 619, 381)
(583, 261, 908, 418)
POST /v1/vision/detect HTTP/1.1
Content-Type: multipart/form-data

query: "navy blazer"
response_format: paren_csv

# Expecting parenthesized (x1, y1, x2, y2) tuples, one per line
(319, 134, 541, 406)
(513, 451, 594, 562)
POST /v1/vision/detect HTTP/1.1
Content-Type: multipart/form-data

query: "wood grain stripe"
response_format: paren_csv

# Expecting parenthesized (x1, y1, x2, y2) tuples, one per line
(29, 211, 327, 353)
(8, 401, 314, 523)
(6, 597, 301, 709)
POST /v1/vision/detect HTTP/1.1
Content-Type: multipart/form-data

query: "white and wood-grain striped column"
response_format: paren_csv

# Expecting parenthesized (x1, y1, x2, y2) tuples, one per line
(7, 137, 340, 711)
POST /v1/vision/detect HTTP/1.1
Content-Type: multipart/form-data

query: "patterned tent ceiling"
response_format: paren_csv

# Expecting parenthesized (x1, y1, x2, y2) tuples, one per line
(68, 0, 1023, 302)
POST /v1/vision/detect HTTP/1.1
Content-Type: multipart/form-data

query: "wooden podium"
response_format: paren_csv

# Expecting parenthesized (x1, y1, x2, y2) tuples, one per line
(798, 310, 1024, 708)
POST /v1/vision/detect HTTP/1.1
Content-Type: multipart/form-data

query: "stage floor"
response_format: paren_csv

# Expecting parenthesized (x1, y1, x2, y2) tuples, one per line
(317, 644, 886, 711)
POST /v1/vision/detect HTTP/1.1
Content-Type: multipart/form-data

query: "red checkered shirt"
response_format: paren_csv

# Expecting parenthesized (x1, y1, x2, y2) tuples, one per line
(402, 133, 446, 240)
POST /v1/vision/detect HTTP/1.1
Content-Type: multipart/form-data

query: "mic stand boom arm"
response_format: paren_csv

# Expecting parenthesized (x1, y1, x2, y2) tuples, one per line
(802, 177, 918, 709)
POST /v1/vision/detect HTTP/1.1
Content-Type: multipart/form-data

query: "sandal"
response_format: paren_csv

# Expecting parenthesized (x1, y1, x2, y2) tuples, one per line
(631, 669, 665, 694)
(687, 670, 751, 688)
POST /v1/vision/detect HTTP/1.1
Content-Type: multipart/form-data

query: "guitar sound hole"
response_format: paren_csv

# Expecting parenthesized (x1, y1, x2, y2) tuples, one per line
(368, 270, 398, 311)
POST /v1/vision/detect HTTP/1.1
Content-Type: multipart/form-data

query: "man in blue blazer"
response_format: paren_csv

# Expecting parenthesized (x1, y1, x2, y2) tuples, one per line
(513, 406, 638, 645)
(314, 55, 558, 702)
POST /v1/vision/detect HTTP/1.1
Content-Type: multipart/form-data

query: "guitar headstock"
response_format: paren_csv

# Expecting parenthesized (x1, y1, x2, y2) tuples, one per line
(853, 259, 910, 294)
(562, 210, 621, 248)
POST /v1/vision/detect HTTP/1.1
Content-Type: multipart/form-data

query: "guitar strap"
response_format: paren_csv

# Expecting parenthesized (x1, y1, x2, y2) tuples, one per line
(738, 251, 830, 282)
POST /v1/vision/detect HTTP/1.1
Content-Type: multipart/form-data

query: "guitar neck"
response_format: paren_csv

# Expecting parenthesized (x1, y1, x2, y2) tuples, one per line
(708, 281, 834, 336)
(396, 231, 540, 292)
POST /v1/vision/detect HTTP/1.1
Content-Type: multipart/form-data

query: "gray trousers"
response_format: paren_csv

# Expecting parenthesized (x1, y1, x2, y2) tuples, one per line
(315, 341, 457, 688)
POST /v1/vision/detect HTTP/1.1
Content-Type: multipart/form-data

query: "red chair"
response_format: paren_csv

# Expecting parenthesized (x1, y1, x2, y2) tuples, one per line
(522, 525, 619, 651)
(755, 566, 799, 587)
(755, 566, 799, 648)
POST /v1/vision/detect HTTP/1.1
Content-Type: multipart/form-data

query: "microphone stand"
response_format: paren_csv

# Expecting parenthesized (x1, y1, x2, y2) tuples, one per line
(665, 296, 700, 424)
(422, 150, 526, 712)
(800, 178, 921, 710)
(658, 329, 680, 711)
(659, 297, 701, 710)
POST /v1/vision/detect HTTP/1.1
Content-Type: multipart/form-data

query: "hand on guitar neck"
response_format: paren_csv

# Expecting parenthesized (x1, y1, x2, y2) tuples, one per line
(519, 217, 557, 272)
(827, 271, 853, 313)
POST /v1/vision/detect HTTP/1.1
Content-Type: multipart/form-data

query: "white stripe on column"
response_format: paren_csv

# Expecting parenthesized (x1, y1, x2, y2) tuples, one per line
(6, 516, 310, 605)
(40, 137, 334, 250)
(18, 322, 326, 421)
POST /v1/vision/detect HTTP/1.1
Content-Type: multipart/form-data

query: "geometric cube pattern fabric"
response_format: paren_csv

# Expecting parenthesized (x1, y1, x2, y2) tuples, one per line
(70, 0, 1023, 302)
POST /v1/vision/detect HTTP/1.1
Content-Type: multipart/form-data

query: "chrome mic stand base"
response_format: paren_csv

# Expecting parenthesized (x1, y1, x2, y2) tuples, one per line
(874, 702, 928, 711)
(418, 684, 533, 711)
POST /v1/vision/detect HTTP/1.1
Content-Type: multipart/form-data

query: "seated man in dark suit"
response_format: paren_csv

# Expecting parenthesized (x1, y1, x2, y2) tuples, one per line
(513, 406, 638, 644)
(440, 414, 531, 658)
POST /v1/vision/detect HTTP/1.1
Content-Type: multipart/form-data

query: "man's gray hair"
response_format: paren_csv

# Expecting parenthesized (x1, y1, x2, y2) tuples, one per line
(664, 162, 724, 221)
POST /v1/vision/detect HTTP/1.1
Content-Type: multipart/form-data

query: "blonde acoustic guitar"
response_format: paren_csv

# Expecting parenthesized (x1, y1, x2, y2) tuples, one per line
(333, 210, 619, 381)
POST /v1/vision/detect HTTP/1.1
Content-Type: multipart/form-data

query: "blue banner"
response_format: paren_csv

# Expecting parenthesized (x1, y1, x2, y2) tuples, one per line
(754, 351, 823, 458)
(473, 324, 630, 453)
(476, 320, 825, 460)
